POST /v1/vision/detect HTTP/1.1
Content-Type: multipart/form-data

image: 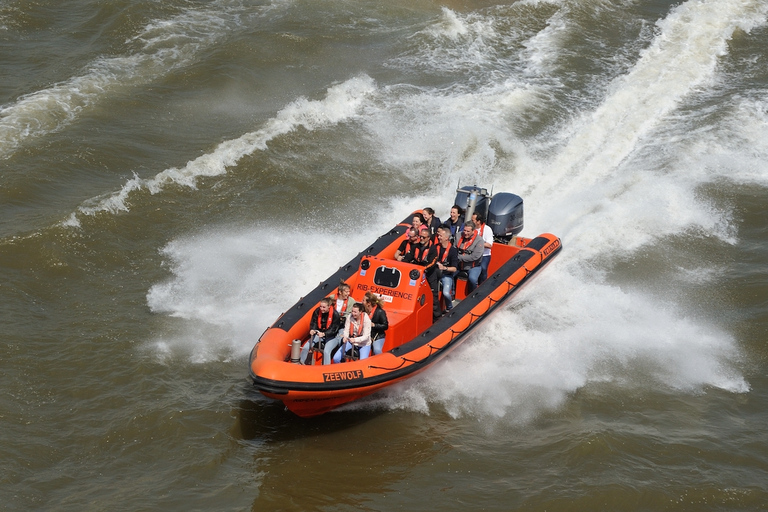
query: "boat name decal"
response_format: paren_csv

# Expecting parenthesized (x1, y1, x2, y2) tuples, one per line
(323, 369, 364, 382)
(542, 239, 560, 257)
(356, 283, 414, 301)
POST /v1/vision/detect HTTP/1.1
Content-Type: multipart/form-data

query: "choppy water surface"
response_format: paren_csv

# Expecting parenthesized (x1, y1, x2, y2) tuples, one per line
(2, 0, 768, 510)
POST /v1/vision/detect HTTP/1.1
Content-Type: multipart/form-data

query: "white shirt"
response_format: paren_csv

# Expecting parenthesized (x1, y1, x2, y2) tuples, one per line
(478, 224, 493, 257)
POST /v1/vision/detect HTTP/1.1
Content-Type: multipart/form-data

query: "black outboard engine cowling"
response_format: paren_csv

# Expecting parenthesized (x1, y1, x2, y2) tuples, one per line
(453, 185, 491, 223)
(488, 192, 523, 241)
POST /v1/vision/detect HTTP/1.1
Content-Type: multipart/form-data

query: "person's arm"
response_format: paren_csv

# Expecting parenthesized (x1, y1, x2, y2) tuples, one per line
(309, 309, 320, 335)
(325, 311, 341, 339)
(373, 309, 388, 332)
(467, 238, 484, 262)
(439, 248, 458, 273)
(483, 230, 493, 249)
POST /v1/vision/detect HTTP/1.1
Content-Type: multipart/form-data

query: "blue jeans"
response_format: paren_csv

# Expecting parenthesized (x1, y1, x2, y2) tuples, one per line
(477, 254, 491, 284)
(479, 255, 491, 284)
(464, 266, 482, 294)
(441, 275, 454, 310)
(372, 336, 386, 355)
(299, 334, 324, 364)
(332, 341, 371, 363)
(322, 336, 342, 365)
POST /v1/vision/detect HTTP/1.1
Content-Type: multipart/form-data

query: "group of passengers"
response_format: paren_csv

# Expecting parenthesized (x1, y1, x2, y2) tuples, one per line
(299, 205, 494, 365)
(299, 283, 389, 365)
(393, 206, 494, 319)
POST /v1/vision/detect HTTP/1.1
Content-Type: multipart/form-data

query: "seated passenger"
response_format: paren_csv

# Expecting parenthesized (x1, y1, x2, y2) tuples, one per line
(422, 207, 441, 242)
(426, 225, 458, 317)
(445, 205, 464, 245)
(456, 220, 484, 294)
(332, 303, 372, 363)
(405, 227, 433, 265)
(299, 297, 340, 364)
(395, 228, 420, 262)
(411, 212, 426, 233)
(332, 281, 356, 321)
(471, 212, 493, 285)
(363, 292, 389, 355)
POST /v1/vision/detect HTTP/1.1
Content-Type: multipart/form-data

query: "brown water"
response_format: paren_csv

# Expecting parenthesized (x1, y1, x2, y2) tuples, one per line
(2, 0, 768, 510)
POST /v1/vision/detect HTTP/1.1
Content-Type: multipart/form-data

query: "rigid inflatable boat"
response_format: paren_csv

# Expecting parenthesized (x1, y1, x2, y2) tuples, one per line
(248, 186, 561, 417)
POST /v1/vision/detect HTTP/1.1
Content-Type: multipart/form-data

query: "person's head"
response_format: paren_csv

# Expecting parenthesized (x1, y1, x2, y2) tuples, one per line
(363, 291, 383, 311)
(407, 228, 419, 242)
(419, 226, 430, 243)
(338, 282, 351, 299)
(437, 225, 451, 245)
(462, 220, 475, 238)
(318, 298, 332, 313)
(471, 212, 485, 225)
(350, 302, 364, 319)
(412, 213, 425, 228)
(423, 207, 435, 222)
(450, 205, 462, 221)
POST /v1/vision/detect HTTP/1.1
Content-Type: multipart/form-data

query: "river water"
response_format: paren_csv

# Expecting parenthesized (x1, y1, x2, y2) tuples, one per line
(2, 0, 768, 510)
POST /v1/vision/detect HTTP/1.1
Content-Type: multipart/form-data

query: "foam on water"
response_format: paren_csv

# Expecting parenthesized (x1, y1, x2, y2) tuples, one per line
(0, 0, 255, 159)
(145, 224, 373, 363)
(64, 75, 376, 226)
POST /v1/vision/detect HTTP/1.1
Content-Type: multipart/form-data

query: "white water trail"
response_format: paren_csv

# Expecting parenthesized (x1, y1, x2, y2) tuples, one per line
(528, 0, 768, 206)
(361, 0, 762, 419)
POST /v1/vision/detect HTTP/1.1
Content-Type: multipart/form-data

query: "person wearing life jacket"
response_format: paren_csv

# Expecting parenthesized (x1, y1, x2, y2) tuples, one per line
(332, 281, 356, 321)
(471, 211, 493, 285)
(428, 224, 459, 316)
(422, 207, 441, 243)
(405, 226, 433, 264)
(299, 297, 340, 364)
(411, 212, 426, 233)
(363, 291, 389, 355)
(332, 302, 372, 363)
(445, 204, 464, 245)
(321, 283, 357, 364)
(395, 228, 420, 262)
(456, 220, 484, 294)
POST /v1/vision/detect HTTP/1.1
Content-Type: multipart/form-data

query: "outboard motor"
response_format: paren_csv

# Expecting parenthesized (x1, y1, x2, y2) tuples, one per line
(453, 185, 491, 223)
(487, 192, 523, 242)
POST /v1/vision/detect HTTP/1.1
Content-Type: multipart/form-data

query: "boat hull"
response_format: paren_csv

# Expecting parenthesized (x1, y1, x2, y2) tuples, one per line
(249, 213, 561, 417)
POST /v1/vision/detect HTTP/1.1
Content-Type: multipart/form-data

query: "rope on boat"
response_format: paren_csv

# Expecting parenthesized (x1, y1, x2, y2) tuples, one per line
(368, 359, 408, 370)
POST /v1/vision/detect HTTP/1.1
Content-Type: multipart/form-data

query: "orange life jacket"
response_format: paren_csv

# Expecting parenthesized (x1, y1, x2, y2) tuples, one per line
(317, 309, 333, 330)
(349, 316, 365, 338)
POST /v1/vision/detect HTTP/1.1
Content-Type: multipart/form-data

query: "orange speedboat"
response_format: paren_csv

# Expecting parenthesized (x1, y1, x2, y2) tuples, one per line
(248, 186, 561, 417)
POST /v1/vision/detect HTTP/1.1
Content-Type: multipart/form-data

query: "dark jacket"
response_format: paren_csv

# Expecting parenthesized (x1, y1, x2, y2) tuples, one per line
(310, 307, 341, 340)
(426, 243, 459, 278)
(368, 306, 388, 341)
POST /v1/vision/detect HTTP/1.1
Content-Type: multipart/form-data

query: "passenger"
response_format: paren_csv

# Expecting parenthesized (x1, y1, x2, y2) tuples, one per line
(332, 281, 356, 320)
(422, 207, 441, 241)
(427, 225, 459, 316)
(299, 298, 340, 364)
(471, 212, 493, 285)
(408, 226, 433, 264)
(456, 220, 484, 294)
(332, 303, 372, 363)
(445, 205, 464, 244)
(363, 292, 389, 355)
(395, 228, 420, 262)
(411, 212, 426, 233)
